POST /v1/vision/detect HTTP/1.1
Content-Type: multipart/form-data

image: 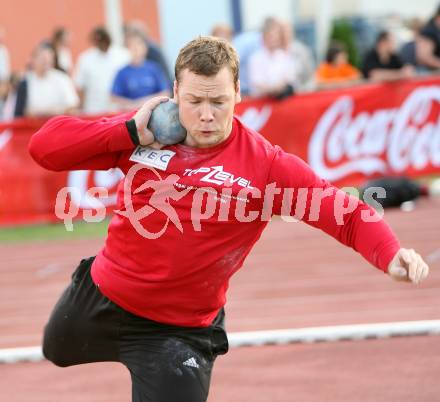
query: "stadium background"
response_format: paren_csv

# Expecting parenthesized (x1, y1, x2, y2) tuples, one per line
(1, 1, 439, 401)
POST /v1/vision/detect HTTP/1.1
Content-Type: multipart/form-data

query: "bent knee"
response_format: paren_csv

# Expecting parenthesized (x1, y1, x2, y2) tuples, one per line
(42, 325, 75, 367)
(42, 338, 72, 367)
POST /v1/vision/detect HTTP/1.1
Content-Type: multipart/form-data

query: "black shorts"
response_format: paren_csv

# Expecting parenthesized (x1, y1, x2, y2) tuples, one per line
(42, 257, 229, 402)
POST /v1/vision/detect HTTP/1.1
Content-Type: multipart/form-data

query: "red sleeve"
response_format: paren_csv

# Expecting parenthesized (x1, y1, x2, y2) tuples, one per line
(267, 147, 400, 272)
(28, 112, 136, 171)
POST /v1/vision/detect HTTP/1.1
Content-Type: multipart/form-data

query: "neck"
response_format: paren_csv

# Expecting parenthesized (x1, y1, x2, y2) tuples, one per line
(377, 48, 390, 61)
(132, 58, 144, 66)
(34, 69, 47, 78)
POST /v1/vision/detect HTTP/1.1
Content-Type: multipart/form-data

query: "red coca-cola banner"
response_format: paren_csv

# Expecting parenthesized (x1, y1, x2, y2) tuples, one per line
(1, 76, 440, 225)
(235, 76, 440, 187)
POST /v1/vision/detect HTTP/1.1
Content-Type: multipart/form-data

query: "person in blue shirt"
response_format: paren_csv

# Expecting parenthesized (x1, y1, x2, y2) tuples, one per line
(123, 20, 173, 85)
(112, 31, 170, 110)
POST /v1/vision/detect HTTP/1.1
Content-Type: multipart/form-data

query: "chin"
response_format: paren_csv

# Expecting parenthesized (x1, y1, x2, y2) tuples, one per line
(187, 132, 221, 147)
(196, 137, 221, 148)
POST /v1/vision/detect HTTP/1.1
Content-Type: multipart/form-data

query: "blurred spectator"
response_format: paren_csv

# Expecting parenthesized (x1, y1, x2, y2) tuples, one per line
(0, 27, 10, 115)
(400, 18, 424, 67)
(232, 29, 262, 96)
(14, 43, 78, 117)
(248, 18, 296, 99)
(211, 23, 233, 42)
(111, 31, 170, 110)
(362, 31, 415, 81)
(74, 27, 129, 114)
(280, 21, 315, 91)
(0, 27, 10, 82)
(124, 21, 172, 85)
(316, 42, 360, 87)
(51, 27, 73, 74)
(1, 73, 20, 120)
(416, 5, 440, 70)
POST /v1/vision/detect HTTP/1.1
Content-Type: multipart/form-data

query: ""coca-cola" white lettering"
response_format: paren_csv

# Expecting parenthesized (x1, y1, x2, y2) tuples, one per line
(308, 86, 440, 181)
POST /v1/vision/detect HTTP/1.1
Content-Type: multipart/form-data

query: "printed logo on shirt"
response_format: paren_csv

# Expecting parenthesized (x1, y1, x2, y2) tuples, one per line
(129, 146, 175, 171)
(183, 166, 254, 189)
(54, 165, 386, 237)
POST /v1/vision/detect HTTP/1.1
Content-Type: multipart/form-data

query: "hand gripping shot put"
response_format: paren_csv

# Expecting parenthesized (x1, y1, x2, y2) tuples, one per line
(147, 100, 187, 145)
(29, 36, 430, 402)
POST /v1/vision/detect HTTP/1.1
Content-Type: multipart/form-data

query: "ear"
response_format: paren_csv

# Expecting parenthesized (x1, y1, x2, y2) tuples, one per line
(173, 80, 178, 101)
(235, 80, 242, 104)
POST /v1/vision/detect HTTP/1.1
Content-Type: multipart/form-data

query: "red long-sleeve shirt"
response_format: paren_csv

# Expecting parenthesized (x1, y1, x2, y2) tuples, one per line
(29, 113, 400, 327)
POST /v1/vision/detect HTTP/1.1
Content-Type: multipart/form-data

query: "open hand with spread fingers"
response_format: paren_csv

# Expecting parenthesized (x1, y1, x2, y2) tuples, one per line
(388, 248, 430, 284)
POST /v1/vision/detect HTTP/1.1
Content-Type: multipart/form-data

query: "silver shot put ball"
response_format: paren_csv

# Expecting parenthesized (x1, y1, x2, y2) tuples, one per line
(147, 101, 187, 145)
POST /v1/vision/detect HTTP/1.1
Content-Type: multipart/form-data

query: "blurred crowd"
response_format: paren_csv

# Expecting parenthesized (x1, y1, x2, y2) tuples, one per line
(219, 7, 440, 98)
(1, 6, 440, 121)
(0, 21, 172, 121)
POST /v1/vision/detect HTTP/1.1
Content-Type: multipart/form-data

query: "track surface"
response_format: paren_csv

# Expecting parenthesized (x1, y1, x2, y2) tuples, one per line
(1, 198, 439, 401)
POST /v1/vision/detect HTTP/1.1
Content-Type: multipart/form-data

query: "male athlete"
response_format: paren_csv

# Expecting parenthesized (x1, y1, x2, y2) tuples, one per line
(29, 37, 429, 402)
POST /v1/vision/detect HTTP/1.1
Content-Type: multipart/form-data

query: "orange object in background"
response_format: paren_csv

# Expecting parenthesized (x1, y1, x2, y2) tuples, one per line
(315, 62, 360, 84)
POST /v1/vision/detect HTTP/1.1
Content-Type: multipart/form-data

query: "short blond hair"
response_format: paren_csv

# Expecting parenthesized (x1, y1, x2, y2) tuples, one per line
(175, 36, 239, 88)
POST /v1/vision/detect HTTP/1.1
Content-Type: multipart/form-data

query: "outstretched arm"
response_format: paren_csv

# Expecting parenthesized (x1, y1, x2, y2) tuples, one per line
(268, 148, 429, 283)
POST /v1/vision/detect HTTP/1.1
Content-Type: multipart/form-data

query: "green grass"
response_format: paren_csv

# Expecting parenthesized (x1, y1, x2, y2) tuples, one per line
(0, 219, 110, 243)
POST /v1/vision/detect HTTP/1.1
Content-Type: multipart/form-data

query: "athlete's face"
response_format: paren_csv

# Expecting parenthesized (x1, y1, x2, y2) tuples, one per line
(174, 67, 241, 148)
